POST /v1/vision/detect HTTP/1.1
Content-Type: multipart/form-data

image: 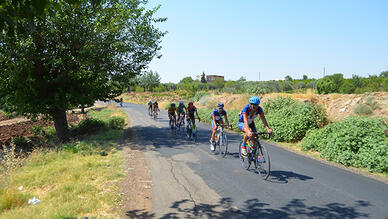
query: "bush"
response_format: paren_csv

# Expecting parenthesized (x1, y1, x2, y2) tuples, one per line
(70, 118, 105, 135)
(192, 92, 210, 102)
(301, 116, 388, 173)
(257, 97, 327, 142)
(354, 104, 373, 115)
(108, 116, 125, 129)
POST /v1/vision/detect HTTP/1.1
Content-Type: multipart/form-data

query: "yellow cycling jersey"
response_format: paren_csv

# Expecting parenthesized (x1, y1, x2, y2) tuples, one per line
(168, 107, 176, 114)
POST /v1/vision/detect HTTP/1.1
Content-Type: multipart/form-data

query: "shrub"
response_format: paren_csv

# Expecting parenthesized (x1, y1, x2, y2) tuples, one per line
(70, 118, 105, 135)
(301, 116, 388, 173)
(354, 104, 373, 115)
(108, 116, 125, 129)
(192, 92, 210, 102)
(258, 97, 327, 142)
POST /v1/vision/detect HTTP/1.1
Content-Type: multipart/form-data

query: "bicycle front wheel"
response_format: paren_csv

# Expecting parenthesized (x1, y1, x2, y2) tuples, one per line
(239, 141, 251, 170)
(220, 133, 228, 157)
(255, 142, 271, 180)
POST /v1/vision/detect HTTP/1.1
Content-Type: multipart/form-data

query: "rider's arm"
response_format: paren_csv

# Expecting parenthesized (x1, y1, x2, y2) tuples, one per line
(224, 114, 230, 126)
(212, 114, 216, 124)
(259, 114, 272, 134)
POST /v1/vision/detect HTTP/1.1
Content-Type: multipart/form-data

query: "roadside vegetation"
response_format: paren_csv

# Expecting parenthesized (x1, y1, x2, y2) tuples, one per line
(0, 105, 127, 218)
(121, 74, 388, 177)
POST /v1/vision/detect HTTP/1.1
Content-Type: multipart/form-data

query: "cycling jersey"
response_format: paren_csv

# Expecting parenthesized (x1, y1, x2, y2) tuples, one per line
(186, 106, 197, 118)
(211, 108, 226, 121)
(148, 102, 152, 106)
(177, 104, 186, 113)
(168, 107, 176, 114)
(238, 104, 264, 124)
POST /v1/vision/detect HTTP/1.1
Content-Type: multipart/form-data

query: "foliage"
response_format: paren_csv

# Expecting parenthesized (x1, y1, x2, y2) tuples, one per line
(138, 70, 162, 92)
(201, 72, 207, 83)
(301, 116, 388, 173)
(316, 77, 338, 94)
(257, 97, 327, 142)
(70, 118, 106, 135)
(108, 117, 125, 129)
(0, 0, 165, 142)
(192, 92, 210, 102)
(354, 96, 380, 115)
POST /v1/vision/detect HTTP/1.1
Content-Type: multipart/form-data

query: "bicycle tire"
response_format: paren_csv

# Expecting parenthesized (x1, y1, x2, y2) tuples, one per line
(186, 124, 192, 139)
(221, 132, 228, 157)
(255, 141, 271, 180)
(239, 141, 251, 170)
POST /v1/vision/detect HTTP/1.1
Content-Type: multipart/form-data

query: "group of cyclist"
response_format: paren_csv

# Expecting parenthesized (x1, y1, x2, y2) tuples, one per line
(167, 101, 200, 130)
(157, 95, 273, 156)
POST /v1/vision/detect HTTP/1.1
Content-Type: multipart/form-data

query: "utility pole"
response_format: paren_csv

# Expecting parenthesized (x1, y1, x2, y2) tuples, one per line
(323, 67, 326, 77)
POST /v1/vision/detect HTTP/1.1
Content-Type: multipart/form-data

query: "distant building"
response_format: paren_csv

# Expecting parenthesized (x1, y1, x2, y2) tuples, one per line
(206, 75, 224, 83)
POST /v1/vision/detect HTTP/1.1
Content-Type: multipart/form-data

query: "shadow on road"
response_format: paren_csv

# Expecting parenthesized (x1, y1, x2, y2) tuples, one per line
(267, 170, 314, 184)
(125, 197, 371, 218)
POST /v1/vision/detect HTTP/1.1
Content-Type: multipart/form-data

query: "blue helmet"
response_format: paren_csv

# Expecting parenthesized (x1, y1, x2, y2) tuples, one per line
(216, 102, 224, 108)
(249, 96, 260, 105)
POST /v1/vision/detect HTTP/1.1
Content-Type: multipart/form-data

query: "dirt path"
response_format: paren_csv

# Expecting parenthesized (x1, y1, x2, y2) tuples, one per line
(118, 115, 153, 218)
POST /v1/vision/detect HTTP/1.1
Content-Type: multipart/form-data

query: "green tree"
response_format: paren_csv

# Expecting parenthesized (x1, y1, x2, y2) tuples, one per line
(303, 75, 308, 80)
(380, 71, 388, 78)
(200, 72, 207, 83)
(0, 0, 166, 142)
(316, 77, 337, 94)
(139, 70, 161, 92)
(212, 77, 225, 90)
(285, 75, 293, 81)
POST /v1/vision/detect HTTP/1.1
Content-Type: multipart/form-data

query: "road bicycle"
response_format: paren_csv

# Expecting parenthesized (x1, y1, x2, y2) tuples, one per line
(169, 114, 177, 135)
(153, 109, 159, 120)
(147, 106, 153, 117)
(239, 132, 271, 179)
(212, 124, 232, 157)
(176, 114, 186, 134)
(186, 117, 200, 141)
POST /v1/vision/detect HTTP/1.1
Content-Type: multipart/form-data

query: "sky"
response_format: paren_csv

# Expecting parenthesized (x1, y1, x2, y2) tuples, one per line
(146, 0, 388, 83)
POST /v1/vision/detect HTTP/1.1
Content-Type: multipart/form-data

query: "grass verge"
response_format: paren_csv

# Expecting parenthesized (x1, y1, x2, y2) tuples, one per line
(0, 104, 127, 218)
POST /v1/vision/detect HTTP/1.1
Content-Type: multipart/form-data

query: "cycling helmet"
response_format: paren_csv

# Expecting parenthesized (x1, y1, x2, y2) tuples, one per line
(148, 99, 152, 102)
(216, 102, 224, 108)
(249, 96, 260, 105)
(154, 101, 158, 104)
(171, 103, 176, 107)
(188, 102, 193, 106)
(179, 101, 184, 105)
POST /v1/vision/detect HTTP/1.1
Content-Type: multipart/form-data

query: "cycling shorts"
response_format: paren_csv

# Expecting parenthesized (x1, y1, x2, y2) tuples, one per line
(238, 122, 257, 133)
(211, 119, 223, 129)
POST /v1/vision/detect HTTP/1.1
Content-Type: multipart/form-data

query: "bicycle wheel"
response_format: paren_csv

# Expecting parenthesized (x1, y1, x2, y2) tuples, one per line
(239, 141, 251, 170)
(220, 132, 228, 157)
(186, 124, 192, 139)
(255, 141, 271, 180)
(193, 125, 198, 142)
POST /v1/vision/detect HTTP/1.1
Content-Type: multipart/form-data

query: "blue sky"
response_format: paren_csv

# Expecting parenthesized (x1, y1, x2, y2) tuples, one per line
(146, 0, 388, 83)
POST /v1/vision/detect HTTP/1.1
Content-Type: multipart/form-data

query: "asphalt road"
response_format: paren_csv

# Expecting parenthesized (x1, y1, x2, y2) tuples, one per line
(120, 102, 388, 219)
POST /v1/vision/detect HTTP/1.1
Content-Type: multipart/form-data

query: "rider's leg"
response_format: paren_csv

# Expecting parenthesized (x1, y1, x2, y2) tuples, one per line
(239, 122, 248, 155)
(210, 120, 217, 142)
(251, 125, 258, 149)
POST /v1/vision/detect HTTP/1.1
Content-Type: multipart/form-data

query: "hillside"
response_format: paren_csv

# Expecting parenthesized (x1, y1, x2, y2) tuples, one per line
(121, 91, 388, 122)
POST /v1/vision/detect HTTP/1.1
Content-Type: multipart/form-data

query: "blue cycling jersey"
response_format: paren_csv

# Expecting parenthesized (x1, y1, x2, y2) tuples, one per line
(211, 108, 227, 121)
(238, 104, 264, 124)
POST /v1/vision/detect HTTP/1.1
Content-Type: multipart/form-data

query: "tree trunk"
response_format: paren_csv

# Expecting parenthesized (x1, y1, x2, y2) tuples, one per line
(81, 105, 85, 114)
(52, 108, 69, 142)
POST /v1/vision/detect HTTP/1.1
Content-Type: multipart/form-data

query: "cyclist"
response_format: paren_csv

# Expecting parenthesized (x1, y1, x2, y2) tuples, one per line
(186, 102, 200, 128)
(177, 101, 186, 127)
(210, 102, 231, 151)
(153, 101, 159, 116)
(168, 103, 177, 128)
(120, 97, 123, 107)
(147, 99, 153, 114)
(238, 96, 272, 156)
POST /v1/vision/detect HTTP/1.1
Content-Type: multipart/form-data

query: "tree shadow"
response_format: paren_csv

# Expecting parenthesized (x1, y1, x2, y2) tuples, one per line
(125, 197, 371, 218)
